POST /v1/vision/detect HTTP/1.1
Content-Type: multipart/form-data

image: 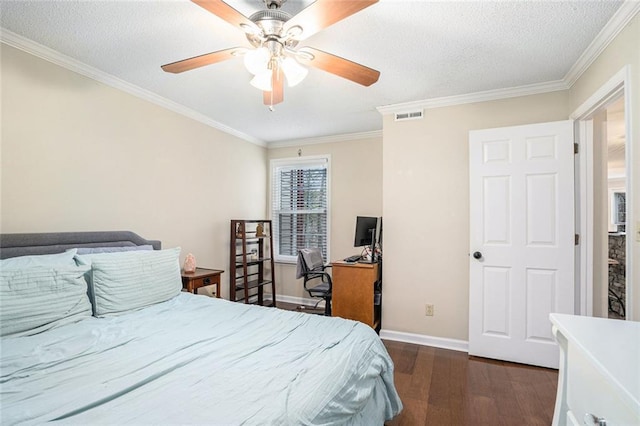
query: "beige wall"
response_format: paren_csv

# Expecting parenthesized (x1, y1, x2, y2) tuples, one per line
(568, 13, 640, 320)
(381, 92, 569, 340)
(0, 45, 267, 299)
(267, 138, 382, 300)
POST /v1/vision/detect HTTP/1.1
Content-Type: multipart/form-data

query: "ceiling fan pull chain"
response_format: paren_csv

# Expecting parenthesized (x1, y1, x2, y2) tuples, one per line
(268, 91, 275, 112)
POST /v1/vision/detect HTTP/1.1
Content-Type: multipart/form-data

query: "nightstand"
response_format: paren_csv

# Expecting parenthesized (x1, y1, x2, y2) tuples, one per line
(181, 268, 224, 298)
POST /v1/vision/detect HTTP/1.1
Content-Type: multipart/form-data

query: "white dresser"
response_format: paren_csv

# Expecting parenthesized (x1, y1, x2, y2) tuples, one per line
(550, 314, 640, 426)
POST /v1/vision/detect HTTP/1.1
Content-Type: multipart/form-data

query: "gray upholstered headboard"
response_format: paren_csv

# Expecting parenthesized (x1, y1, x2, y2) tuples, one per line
(0, 231, 161, 259)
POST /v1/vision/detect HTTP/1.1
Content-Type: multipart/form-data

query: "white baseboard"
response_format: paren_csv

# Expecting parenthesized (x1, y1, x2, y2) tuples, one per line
(271, 295, 467, 353)
(268, 294, 326, 308)
(380, 329, 469, 353)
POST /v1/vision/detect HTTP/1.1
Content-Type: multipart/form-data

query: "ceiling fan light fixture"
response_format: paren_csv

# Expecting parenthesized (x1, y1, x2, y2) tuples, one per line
(295, 49, 315, 61)
(162, 0, 380, 107)
(281, 56, 308, 87)
(250, 69, 273, 91)
(285, 25, 303, 39)
(239, 23, 261, 36)
(244, 47, 270, 75)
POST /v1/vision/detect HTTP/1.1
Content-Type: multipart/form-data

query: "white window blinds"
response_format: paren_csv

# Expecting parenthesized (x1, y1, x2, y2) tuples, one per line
(271, 156, 330, 263)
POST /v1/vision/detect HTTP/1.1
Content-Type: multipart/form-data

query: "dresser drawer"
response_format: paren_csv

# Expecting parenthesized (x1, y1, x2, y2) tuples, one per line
(567, 346, 638, 425)
(189, 277, 212, 288)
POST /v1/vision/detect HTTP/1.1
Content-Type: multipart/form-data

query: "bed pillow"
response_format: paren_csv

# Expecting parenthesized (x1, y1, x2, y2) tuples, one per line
(83, 247, 182, 317)
(0, 266, 92, 337)
(74, 245, 153, 255)
(0, 249, 78, 270)
(73, 248, 162, 314)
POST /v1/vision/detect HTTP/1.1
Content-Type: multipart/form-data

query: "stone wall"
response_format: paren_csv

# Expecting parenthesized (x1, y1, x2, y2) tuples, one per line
(608, 234, 626, 318)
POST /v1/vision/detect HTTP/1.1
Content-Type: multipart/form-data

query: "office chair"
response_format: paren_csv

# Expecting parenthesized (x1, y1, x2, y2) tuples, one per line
(296, 248, 332, 316)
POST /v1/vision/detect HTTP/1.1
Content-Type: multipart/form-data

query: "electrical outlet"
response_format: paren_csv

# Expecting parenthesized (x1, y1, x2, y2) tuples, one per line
(425, 304, 434, 316)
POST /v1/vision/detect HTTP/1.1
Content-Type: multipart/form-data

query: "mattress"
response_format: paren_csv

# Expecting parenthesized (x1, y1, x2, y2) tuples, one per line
(0, 293, 402, 425)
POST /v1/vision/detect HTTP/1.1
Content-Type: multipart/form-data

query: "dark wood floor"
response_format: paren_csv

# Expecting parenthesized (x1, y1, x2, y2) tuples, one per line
(383, 340, 558, 426)
(275, 302, 558, 425)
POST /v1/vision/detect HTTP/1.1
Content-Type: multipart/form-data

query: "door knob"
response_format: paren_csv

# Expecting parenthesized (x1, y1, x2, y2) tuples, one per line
(473, 251, 482, 260)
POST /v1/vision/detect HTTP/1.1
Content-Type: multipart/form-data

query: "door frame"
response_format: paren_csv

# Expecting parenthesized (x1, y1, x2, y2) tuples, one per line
(571, 65, 634, 319)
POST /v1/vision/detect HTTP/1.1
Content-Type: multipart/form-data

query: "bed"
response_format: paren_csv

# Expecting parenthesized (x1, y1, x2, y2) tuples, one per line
(0, 231, 402, 425)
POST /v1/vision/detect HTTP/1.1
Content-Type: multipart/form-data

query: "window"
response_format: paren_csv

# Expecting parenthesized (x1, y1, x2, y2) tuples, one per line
(271, 156, 330, 263)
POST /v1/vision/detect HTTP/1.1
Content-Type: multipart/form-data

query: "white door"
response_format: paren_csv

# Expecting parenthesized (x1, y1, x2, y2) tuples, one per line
(469, 120, 574, 369)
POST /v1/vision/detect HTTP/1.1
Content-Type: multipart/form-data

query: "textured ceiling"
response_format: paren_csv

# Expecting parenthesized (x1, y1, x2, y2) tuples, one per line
(0, 0, 624, 144)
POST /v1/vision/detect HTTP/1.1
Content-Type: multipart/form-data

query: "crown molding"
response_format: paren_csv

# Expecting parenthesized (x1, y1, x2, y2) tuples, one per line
(377, 80, 568, 115)
(267, 130, 382, 148)
(563, 0, 640, 88)
(377, 1, 639, 116)
(0, 29, 265, 147)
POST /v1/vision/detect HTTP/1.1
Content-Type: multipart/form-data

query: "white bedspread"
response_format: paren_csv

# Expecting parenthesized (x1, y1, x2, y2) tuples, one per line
(0, 293, 402, 425)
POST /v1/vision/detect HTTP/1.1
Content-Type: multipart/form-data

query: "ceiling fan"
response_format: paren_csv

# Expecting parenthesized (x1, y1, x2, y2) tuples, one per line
(161, 0, 380, 109)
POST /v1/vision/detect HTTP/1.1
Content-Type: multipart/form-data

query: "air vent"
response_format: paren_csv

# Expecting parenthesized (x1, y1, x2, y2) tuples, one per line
(394, 110, 423, 121)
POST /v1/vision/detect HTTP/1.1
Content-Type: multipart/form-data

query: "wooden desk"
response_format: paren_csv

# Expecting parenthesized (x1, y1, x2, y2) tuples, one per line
(331, 261, 380, 330)
(181, 268, 224, 297)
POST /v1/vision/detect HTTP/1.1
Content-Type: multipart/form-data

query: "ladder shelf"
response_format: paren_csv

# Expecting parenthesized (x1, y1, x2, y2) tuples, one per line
(229, 219, 276, 307)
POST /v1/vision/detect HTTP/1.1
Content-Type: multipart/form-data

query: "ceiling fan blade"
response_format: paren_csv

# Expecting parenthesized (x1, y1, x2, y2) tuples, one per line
(263, 68, 284, 106)
(161, 47, 241, 74)
(191, 0, 259, 34)
(299, 47, 380, 87)
(284, 0, 378, 41)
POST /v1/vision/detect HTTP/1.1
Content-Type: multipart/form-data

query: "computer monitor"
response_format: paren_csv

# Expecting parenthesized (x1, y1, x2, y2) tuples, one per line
(354, 216, 379, 247)
(354, 216, 381, 263)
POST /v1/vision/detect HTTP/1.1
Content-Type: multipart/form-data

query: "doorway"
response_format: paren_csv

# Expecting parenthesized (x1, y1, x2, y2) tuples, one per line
(573, 66, 634, 321)
(605, 97, 626, 319)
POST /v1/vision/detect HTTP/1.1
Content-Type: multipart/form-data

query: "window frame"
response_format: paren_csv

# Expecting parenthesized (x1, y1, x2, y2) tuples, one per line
(270, 155, 331, 264)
